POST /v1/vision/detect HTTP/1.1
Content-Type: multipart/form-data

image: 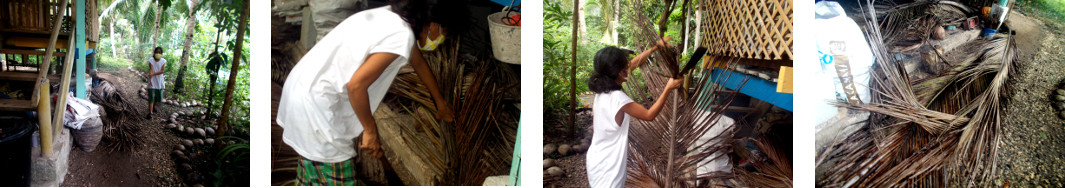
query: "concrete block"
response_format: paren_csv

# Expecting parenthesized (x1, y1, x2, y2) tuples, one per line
(481, 175, 511, 186)
(30, 128, 72, 187)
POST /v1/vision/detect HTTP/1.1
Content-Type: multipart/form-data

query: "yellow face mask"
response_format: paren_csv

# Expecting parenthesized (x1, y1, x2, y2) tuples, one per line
(154, 53, 162, 59)
(418, 24, 445, 51)
(419, 35, 445, 51)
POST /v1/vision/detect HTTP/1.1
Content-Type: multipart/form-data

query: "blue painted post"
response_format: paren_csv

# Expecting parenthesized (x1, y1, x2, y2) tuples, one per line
(75, 0, 87, 99)
(508, 120, 521, 186)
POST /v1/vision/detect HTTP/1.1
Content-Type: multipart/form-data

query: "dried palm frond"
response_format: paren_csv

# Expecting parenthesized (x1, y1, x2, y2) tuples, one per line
(619, 1, 765, 187)
(734, 137, 793, 188)
(387, 37, 519, 185)
(89, 80, 143, 152)
(816, 0, 1015, 186)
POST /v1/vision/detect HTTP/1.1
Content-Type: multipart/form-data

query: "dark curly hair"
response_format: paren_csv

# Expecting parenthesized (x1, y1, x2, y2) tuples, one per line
(153, 47, 163, 53)
(588, 46, 629, 93)
(390, 0, 470, 37)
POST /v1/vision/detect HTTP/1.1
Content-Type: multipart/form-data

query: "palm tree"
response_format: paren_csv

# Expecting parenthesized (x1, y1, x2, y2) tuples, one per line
(173, 0, 202, 93)
(215, 0, 248, 142)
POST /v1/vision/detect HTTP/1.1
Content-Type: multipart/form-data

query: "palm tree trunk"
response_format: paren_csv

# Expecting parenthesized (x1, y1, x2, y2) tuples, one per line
(174, 0, 200, 93)
(110, 13, 116, 58)
(657, 0, 676, 36)
(680, 0, 690, 54)
(215, 0, 248, 141)
(569, 0, 580, 135)
(151, 1, 162, 49)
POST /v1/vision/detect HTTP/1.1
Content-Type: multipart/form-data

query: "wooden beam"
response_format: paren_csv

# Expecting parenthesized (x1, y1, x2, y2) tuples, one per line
(0, 49, 67, 57)
(0, 99, 34, 111)
(777, 66, 792, 93)
(3, 36, 72, 49)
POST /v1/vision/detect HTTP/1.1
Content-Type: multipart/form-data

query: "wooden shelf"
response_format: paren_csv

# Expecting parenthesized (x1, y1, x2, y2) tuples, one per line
(0, 98, 34, 111)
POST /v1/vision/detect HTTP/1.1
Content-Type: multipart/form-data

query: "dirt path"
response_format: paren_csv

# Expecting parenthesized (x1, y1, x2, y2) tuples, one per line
(60, 68, 190, 186)
(995, 6, 1065, 187)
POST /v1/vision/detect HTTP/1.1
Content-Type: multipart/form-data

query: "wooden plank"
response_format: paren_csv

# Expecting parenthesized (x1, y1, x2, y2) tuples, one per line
(0, 48, 67, 56)
(0, 71, 40, 81)
(0, 98, 35, 111)
(777, 66, 792, 93)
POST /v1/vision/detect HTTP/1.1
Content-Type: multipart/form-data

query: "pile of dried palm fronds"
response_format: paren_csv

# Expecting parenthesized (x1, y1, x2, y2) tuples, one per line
(387, 37, 520, 185)
(89, 79, 143, 152)
(816, 0, 1016, 187)
(619, 1, 793, 187)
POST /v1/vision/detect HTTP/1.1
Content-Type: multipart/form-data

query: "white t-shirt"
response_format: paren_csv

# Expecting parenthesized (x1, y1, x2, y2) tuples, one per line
(586, 90, 634, 188)
(148, 57, 166, 89)
(276, 6, 415, 163)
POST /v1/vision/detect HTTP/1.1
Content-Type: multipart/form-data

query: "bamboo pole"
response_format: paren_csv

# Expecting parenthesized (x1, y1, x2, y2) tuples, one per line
(37, 0, 70, 80)
(32, 0, 71, 108)
(53, 23, 78, 132)
(38, 80, 53, 158)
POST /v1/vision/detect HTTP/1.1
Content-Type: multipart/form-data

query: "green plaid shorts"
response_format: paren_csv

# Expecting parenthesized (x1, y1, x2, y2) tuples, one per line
(296, 157, 360, 186)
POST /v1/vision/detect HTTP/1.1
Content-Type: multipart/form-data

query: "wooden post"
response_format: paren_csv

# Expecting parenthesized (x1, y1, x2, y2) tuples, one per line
(507, 121, 521, 185)
(75, 0, 87, 98)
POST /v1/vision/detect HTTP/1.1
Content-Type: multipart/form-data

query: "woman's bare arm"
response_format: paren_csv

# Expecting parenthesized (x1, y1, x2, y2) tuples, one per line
(627, 36, 673, 71)
(347, 52, 398, 159)
(408, 47, 454, 122)
(618, 78, 682, 123)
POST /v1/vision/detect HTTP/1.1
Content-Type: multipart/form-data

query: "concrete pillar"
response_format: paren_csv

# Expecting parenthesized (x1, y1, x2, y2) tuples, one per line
(75, 0, 87, 99)
(31, 128, 72, 187)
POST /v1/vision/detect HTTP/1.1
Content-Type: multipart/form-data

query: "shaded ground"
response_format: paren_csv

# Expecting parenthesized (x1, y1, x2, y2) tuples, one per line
(60, 67, 191, 186)
(542, 109, 593, 188)
(994, 5, 1065, 187)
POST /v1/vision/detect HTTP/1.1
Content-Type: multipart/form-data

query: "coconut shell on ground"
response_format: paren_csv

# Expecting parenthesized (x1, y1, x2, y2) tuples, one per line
(195, 128, 206, 137)
(573, 144, 585, 153)
(558, 144, 572, 156)
(194, 139, 205, 145)
(175, 145, 186, 151)
(546, 166, 564, 176)
(544, 159, 555, 169)
(205, 138, 215, 145)
(183, 139, 195, 147)
(544, 144, 557, 155)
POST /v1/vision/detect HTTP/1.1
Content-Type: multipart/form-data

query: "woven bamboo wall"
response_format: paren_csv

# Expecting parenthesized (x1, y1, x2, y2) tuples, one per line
(700, 0, 793, 60)
(88, 0, 98, 42)
(2, 0, 48, 32)
(0, 0, 73, 33)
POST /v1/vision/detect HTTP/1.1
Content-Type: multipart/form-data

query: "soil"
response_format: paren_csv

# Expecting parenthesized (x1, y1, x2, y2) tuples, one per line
(994, 5, 1065, 187)
(60, 67, 204, 186)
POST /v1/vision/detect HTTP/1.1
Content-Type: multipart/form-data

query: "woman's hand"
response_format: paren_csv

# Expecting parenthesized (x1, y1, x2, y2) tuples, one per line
(435, 100, 455, 123)
(359, 131, 383, 159)
(666, 77, 683, 90)
(658, 36, 674, 48)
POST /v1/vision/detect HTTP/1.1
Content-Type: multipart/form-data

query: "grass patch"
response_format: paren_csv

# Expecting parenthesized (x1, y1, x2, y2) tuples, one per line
(97, 55, 129, 72)
(1018, 0, 1065, 21)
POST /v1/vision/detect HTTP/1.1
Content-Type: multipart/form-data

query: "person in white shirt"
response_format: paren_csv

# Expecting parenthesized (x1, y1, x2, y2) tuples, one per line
(585, 37, 681, 188)
(145, 47, 166, 119)
(276, 0, 463, 185)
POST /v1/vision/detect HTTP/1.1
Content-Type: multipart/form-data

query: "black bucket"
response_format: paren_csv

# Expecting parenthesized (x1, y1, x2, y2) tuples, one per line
(0, 115, 36, 186)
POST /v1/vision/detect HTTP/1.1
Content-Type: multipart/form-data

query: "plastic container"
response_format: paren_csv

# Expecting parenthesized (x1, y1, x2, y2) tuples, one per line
(0, 115, 36, 186)
(982, 28, 997, 39)
(487, 11, 521, 64)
